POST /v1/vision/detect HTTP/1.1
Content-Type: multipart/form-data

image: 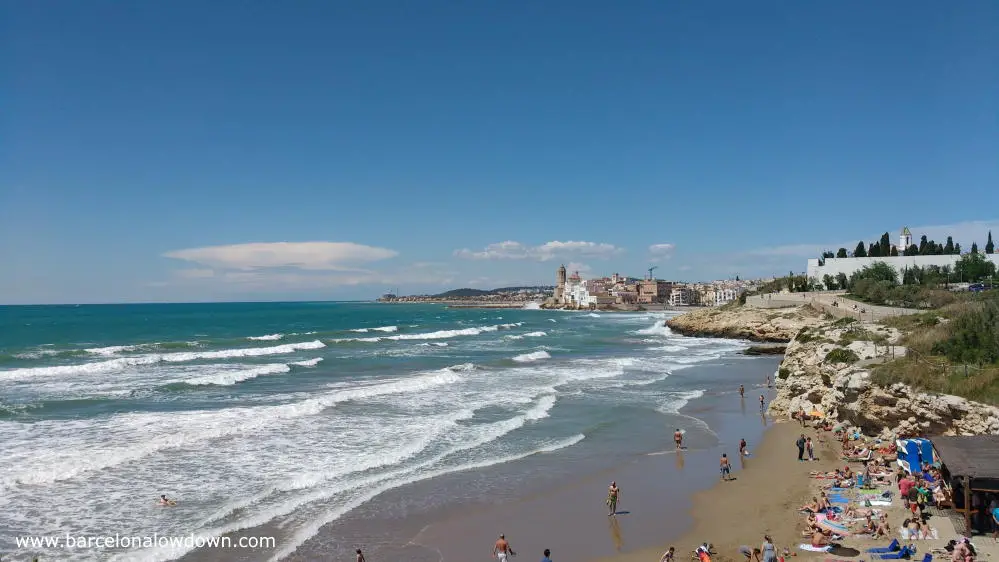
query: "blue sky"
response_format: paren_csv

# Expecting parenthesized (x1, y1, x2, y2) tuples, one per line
(2, 1, 997, 304)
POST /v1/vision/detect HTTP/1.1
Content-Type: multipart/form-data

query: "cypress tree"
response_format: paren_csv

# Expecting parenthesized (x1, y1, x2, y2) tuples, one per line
(836, 248, 848, 258)
(987, 231, 995, 254)
(944, 236, 955, 254)
(854, 241, 867, 258)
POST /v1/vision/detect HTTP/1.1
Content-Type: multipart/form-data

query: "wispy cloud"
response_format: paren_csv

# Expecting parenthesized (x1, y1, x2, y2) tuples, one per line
(454, 240, 622, 261)
(565, 261, 592, 274)
(648, 243, 676, 263)
(164, 241, 398, 271)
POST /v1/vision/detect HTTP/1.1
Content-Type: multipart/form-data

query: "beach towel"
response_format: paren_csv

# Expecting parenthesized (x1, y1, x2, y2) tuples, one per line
(867, 500, 892, 506)
(800, 545, 833, 553)
(878, 546, 914, 560)
(867, 539, 901, 553)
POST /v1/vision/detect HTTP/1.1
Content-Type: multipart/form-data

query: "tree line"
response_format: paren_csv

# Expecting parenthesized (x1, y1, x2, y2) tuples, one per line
(818, 230, 995, 264)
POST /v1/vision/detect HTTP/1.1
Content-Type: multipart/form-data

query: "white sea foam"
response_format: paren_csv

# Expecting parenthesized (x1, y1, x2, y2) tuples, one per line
(335, 324, 520, 343)
(587, 313, 601, 317)
(419, 342, 449, 347)
(350, 326, 398, 333)
(512, 350, 551, 363)
(291, 358, 323, 367)
(656, 389, 706, 414)
(84, 344, 144, 356)
(0, 340, 327, 381)
(181, 364, 291, 386)
(548, 318, 557, 322)
(635, 321, 671, 337)
(247, 333, 284, 341)
(521, 302, 541, 310)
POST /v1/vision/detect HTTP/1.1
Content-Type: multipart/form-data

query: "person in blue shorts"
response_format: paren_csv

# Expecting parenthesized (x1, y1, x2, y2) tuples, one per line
(542, 548, 553, 562)
(720, 453, 732, 481)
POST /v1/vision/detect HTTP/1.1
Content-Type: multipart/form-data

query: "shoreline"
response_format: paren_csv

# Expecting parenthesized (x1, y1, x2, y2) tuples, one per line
(595, 419, 838, 562)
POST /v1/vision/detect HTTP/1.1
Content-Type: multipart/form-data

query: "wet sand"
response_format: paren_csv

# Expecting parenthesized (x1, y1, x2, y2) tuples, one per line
(597, 421, 842, 562)
(413, 383, 785, 561)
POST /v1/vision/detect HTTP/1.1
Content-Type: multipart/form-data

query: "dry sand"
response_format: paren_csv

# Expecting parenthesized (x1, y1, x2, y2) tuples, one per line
(596, 421, 842, 562)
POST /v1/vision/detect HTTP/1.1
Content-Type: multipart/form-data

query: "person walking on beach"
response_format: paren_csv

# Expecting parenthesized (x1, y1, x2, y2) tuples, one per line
(759, 394, 766, 413)
(720, 453, 732, 481)
(356, 549, 366, 562)
(674, 428, 683, 449)
(761, 535, 777, 562)
(606, 481, 620, 516)
(542, 548, 553, 562)
(739, 438, 748, 457)
(493, 534, 515, 560)
(796, 434, 807, 462)
(806, 437, 815, 461)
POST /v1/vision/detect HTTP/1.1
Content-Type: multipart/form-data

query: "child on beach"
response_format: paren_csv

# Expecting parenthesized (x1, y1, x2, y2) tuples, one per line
(806, 437, 815, 461)
(660, 546, 676, 562)
(720, 454, 732, 481)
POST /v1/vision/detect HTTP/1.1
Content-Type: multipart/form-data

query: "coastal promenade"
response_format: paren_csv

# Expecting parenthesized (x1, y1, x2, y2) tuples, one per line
(746, 291, 921, 321)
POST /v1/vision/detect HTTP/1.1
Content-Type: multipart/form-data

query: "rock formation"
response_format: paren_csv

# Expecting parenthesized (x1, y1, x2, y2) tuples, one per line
(665, 304, 825, 343)
(768, 321, 999, 437)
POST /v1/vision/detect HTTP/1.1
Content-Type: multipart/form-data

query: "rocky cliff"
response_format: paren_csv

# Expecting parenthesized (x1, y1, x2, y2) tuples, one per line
(768, 321, 999, 437)
(665, 304, 825, 343)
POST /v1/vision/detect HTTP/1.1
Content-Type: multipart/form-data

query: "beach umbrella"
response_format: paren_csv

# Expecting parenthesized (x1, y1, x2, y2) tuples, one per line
(809, 410, 825, 418)
(816, 518, 851, 536)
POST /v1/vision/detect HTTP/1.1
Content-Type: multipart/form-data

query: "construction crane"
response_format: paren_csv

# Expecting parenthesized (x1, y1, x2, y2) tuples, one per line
(647, 265, 658, 280)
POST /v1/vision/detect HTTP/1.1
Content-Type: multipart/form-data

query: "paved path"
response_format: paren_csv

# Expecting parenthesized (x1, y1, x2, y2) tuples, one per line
(746, 291, 921, 322)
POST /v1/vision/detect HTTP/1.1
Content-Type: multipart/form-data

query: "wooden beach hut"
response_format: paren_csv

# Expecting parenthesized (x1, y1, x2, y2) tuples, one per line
(931, 435, 999, 534)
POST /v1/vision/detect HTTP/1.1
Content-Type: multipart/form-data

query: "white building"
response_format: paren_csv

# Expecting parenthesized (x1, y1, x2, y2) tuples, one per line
(714, 287, 742, 306)
(669, 287, 696, 306)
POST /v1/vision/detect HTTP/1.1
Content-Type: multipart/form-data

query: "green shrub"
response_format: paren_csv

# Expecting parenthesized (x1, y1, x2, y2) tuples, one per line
(832, 317, 857, 327)
(931, 298, 999, 365)
(778, 367, 791, 379)
(825, 348, 860, 364)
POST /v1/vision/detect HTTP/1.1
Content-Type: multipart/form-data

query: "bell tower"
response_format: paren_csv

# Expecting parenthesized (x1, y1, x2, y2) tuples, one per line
(900, 226, 912, 251)
(554, 264, 567, 303)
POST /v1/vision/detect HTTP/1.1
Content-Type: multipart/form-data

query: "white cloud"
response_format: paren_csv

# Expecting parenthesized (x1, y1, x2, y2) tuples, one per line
(454, 240, 621, 261)
(648, 243, 676, 263)
(163, 242, 398, 271)
(565, 262, 592, 274)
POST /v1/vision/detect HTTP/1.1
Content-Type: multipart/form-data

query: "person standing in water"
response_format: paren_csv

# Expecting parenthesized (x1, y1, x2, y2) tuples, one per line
(606, 481, 620, 516)
(739, 384, 745, 398)
(356, 549, 366, 562)
(739, 438, 748, 456)
(674, 428, 683, 449)
(720, 453, 732, 481)
(766, 375, 771, 388)
(759, 394, 766, 413)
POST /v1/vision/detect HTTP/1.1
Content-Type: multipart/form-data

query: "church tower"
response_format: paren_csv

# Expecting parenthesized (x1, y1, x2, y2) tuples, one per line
(554, 264, 567, 303)
(900, 226, 912, 251)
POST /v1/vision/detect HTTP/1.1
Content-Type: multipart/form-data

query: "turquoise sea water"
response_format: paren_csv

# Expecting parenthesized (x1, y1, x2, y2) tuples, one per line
(0, 303, 752, 561)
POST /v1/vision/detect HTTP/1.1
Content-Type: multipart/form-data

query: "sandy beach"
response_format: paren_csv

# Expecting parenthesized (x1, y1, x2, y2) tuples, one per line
(597, 420, 841, 562)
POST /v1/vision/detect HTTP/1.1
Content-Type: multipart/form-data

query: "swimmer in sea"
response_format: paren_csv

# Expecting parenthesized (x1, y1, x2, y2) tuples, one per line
(674, 428, 683, 449)
(158, 495, 175, 506)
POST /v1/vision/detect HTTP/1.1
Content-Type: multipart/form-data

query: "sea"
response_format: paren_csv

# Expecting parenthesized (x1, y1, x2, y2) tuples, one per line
(0, 302, 776, 561)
